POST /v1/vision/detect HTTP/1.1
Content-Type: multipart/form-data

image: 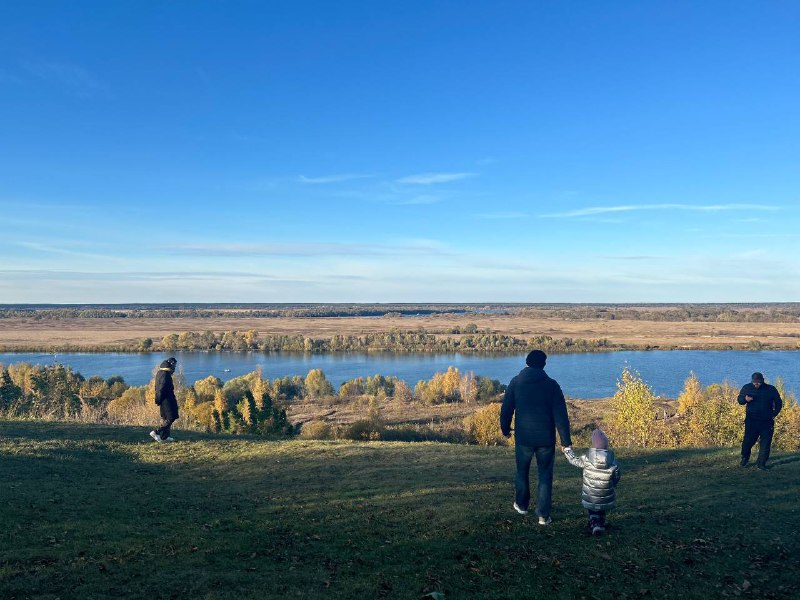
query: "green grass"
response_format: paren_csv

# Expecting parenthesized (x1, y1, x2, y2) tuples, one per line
(1, 421, 799, 600)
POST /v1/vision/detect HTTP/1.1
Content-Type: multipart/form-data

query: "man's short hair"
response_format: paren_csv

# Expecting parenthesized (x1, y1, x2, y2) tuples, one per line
(751, 372, 764, 383)
(526, 349, 547, 368)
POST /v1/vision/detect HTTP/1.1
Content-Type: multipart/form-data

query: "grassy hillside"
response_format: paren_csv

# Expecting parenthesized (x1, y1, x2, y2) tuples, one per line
(1, 421, 799, 599)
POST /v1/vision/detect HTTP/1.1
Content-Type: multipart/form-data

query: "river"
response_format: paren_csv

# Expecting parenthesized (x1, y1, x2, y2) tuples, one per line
(1, 350, 797, 398)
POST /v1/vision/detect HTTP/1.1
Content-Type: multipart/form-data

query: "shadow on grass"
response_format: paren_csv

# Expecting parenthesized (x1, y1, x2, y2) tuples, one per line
(2, 421, 800, 599)
(768, 454, 800, 467)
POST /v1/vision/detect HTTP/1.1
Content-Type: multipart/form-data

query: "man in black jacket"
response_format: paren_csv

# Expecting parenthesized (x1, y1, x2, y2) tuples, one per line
(737, 372, 782, 469)
(150, 357, 179, 442)
(500, 350, 572, 524)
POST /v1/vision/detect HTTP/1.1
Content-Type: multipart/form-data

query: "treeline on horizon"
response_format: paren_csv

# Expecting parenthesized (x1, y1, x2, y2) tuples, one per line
(3, 303, 800, 322)
(0, 304, 501, 319)
(156, 330, 614, 354)
(2, 361, 799, 451)
(2, 330, 617, 354)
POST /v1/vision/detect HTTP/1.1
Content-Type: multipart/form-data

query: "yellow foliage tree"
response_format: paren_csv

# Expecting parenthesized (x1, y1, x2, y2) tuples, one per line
(463, 402, 510, 446)
(250, 373, 268, 411)
(193, 375, 223, 403)
(608, 367, 664, 447)
(682, 382, 741, 447)
(678, 372, 703, 414)
(442, 366, 461, 401)
(773, 377, 800, 451)
(213, 388, 228, 415)
(305, 369, 334, 400)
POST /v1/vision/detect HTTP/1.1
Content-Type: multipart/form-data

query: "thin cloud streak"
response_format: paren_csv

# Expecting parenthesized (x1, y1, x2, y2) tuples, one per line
(396, 172, 476, 185)
(298, 174, 374, 184)
(15, 241, 121, 261)
(541, 203, 780, 218)
(163, 240, 453, 257)
(21, 60, 110, 98)
(0, 269, 307, 283)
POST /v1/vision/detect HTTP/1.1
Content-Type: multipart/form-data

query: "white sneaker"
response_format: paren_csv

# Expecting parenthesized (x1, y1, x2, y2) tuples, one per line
(592, 525, 605, 536)
(149, 431, 163, 443)
(538, 516, 552, 526)
(513, 502, 528, 515)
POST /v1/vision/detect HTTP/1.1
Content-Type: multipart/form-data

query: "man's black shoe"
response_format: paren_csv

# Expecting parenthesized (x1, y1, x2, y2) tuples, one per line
(756, 464, 770, 471)
(740, 459, 749, 467)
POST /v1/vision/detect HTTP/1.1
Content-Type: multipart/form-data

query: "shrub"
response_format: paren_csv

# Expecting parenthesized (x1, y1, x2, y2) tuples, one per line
(339, 419, 382, 441)
(608, 367, 668, 448)
(189, 401, 217, 432)
(382, 422, 469, 443)
(463, 402, 509, 446)
(679, 381, 741, 447)
(414, 367, 476, 404)
(299, 420, 332, 440)
(106, 386, 154, 425)
(773, 377, 800, 451)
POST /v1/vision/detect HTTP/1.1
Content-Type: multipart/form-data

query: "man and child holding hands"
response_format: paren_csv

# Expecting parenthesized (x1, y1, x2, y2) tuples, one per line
(501, 350, 777, 535)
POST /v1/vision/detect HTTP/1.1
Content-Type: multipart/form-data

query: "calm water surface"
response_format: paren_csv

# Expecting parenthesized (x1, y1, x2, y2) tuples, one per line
(1, 350, 798, 398)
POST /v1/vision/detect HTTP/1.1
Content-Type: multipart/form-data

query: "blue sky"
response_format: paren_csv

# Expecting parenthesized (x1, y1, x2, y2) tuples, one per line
(1, 1, 799, 303)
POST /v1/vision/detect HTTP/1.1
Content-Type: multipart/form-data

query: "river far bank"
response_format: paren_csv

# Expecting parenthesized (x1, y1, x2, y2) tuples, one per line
(2, 310, 800, 352)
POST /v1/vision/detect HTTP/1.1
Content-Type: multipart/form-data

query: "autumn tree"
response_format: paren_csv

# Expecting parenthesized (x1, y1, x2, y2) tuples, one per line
(305, 369, 334, 400)
(393, 380, 412, 404)
(608, 367, 665, 447)
(194, 375, 223, 403)
(677, 372, 703, 414)
(0, 368, 22, 410)
(773, 377, 800, 451)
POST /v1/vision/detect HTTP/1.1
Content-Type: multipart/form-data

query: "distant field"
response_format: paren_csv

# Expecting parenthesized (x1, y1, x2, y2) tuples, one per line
(2, 421, 798, 599)
(2, 313, 800, 350)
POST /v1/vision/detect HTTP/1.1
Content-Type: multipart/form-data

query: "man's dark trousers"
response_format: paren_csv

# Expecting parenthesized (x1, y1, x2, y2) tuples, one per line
(155, 417, 176, 440)
(515, 445, 555, 517)
(741, 417, 774, 467)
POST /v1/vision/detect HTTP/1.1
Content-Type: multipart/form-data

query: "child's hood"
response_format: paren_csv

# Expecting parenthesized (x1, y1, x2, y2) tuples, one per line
(587, 447, 615, 468)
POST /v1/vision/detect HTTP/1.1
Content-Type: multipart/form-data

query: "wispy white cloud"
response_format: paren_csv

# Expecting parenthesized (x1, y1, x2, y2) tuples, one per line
(163, 240, 453, 257)
(298, 174, 374, 184)
(396, 172, 476, 185)
(0, 269, 296, 282)
(541, 203, 780, 218)
(22, 60, 110, 98)
(15, 241, 119, 261)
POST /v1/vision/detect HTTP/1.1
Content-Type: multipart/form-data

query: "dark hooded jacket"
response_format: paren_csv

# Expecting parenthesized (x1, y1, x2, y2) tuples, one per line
(154, 360, 179, 420)
(737, 383, 782, 421)
(563, 447, 621, 511)
(500, 366, 572, 448)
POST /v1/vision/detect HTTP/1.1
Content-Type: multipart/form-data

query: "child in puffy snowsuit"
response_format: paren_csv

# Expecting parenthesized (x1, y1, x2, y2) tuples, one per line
(563, 429, 621, 535)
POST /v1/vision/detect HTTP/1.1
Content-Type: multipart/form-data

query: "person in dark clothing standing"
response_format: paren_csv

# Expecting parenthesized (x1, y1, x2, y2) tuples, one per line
(500, 349, 572, 524)
(150, 357, 178, 443)
(737, 372, 782, 469)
